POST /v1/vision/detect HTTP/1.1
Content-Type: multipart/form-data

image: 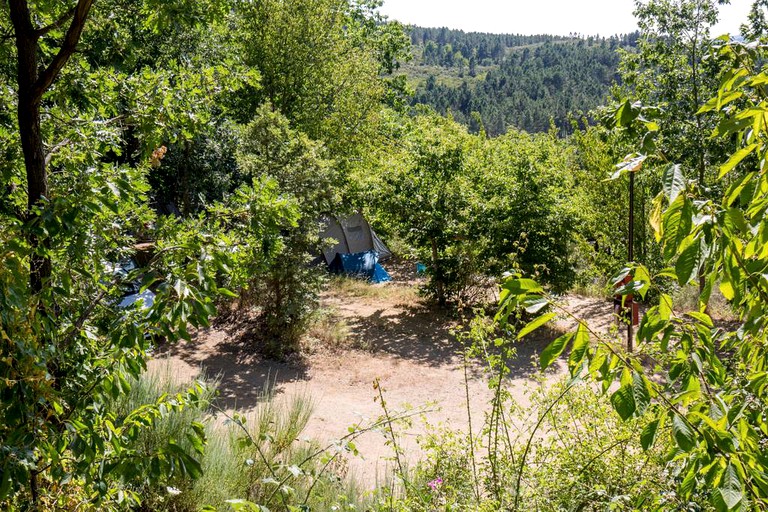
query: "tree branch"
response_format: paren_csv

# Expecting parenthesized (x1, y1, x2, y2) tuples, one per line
(44, 138, 71, 166)
(8, 0, 36, 40)
(31, 0, 94, 101)
(35, 6, 77, 37)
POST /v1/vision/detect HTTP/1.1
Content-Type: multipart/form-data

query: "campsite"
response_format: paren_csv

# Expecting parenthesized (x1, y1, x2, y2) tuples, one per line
(1, 0, 768, 511)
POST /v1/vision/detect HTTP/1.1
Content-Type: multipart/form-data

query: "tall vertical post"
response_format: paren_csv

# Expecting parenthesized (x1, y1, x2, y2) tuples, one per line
(627, 170, 635, 352)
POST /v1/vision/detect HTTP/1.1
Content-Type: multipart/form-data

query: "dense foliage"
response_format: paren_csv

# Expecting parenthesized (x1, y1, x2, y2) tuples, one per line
(3, 0, 768, 510)
(498, 35, 768, 512)
(0, 0, 404, 507)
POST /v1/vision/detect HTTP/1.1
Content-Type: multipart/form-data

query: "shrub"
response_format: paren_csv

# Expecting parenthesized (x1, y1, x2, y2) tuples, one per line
(369, 313, 682, 511)
(235, 105, 340, 356)
(374, 377, 677, 511)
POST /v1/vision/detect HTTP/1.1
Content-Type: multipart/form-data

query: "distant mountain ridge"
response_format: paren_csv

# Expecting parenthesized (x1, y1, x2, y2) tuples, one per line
(401, 26, 639, 135)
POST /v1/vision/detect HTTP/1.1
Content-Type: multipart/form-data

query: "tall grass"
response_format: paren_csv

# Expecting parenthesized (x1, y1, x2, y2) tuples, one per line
(110, 362, 369, 511)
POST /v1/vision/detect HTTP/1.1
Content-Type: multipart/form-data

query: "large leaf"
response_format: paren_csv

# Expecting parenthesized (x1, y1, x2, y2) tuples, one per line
(616, 99, 638, 126)
(640, 419, 660, 450)
(662, 196, 693, 261)
(715, 463, 743, 512)
(675, 237, 702, 286)
(518, 312, 557, 339)
(540, 332, 572, 369)
(568, 322, 590, 374)
(650, 194, 664, 241)
(658, 294, 672, 321)
(632, 372, 652, 415)
(501, 277, 543, 295)
(610, 384, 636, 421)
(719, 143, 757, 178)
(662, 163, 686, 203)
(672, 414, 696, 452)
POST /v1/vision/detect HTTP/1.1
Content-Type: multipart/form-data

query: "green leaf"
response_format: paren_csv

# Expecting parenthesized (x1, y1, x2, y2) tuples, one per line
(650, 194, 664, 241)
(502, 278, 544, 295)
(568, 323, 590, 373)
(719, 143, 757, 178)
(632, 372, 651, 414)
(724, 171, 755, 207)
(617, 99, 637, 126)
(640, 419, 660, 450)
(719, 279, 735, 301)
(217, 287, 238, 298)
(672, 414, 696, 451)
(658, 294, 672, 321)
(725, 208, 749, 235)
(633, 264, 651, 292)
(540, 332, 572, 369)
(523, 296, 549, 314)
(610, 384, 636, 421)
(686, 311, 714, 328)
(680, 466, 697, 499)
(662, 196, 693, 261)
(716, 463, 743, 511)
(675, 237, 702, 286)
(662, 163, 686, 203)
(518, 312, 556, 339)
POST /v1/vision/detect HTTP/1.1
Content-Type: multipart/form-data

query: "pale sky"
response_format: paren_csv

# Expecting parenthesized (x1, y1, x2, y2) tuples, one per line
(379, 0, 754, 37)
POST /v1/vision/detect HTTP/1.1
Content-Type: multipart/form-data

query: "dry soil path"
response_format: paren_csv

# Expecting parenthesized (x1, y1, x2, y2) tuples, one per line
(150, 287, 621, 484)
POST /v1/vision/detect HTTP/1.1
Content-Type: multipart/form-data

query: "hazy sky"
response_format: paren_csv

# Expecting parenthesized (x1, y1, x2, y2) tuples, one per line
(379, 0, 754, 37)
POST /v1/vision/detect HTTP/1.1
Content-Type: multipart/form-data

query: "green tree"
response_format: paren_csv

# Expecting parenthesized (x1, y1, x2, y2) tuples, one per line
(236, 105, 338, 355)
(0, 1, 285, 507)
(619, 0, 724, 186)
(501, 39, 768, 510)
(237, 0, 408, 157)
(375, 113, 479, 305)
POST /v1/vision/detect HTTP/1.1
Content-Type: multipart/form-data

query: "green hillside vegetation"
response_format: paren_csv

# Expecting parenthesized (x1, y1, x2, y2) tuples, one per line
(2, 0, 768, 510)
(402, 26, 639, 134)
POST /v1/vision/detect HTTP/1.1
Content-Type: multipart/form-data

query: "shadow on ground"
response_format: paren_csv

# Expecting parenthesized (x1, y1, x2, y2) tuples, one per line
(156, 294, 619, 410)
(340, 301, 574, 380)
(155, 321, 310, 410)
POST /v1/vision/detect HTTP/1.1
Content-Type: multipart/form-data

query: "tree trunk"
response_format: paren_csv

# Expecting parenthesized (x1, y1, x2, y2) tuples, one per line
(9, 0, 95, 294)
(11, 5, 51, 294)
(431, 237, 445, 305)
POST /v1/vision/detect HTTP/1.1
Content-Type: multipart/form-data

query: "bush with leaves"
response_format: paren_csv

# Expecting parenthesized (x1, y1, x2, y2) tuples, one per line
(234, 106, 340, 356)
(370, 315, 675, 511)
(369, 111, 589, 304)
(0, 175, 235, 508)
(496, 38, 768, 511)
(374, 113, 482, 305)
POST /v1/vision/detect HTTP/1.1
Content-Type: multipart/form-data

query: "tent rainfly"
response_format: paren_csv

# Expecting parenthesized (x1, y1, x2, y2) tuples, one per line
(319, 213, 392, 283)
(319, 213, 391, 265)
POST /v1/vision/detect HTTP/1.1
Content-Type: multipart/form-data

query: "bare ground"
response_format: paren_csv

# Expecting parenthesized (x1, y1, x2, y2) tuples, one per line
(150, 277, 623, 485)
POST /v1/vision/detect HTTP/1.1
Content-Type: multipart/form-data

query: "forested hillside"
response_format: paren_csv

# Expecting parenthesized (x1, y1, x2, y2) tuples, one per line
(403, 27, 639, 134)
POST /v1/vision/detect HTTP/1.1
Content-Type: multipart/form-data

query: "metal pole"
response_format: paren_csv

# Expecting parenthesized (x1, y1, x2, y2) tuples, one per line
(627, 170, 635, 352)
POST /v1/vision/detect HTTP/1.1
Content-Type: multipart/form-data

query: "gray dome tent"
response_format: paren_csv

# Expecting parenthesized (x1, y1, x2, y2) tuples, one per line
(319, 213, 391, 265)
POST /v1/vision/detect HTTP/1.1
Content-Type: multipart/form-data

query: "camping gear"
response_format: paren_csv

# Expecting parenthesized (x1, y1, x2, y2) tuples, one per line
(319, 213, 391, 265)
(319, 213, 392, 283)
(329, 250, 391, 284)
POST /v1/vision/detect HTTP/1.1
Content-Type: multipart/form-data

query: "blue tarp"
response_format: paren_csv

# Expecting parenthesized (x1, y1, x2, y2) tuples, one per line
(371, 263, 392, 283)
(329, 250, 391, 283)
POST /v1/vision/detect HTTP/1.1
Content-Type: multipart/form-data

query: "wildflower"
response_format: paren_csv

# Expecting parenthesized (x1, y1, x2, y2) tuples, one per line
(427, 477, 443, 491)
(166, 486, 181, 496)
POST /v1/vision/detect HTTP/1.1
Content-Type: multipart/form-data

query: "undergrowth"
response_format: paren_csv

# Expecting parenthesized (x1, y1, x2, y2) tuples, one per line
(112, 363, 370, 512)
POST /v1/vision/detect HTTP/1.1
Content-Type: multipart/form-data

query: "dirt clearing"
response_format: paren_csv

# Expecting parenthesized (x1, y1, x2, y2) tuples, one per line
(151, 277, 621, 484)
